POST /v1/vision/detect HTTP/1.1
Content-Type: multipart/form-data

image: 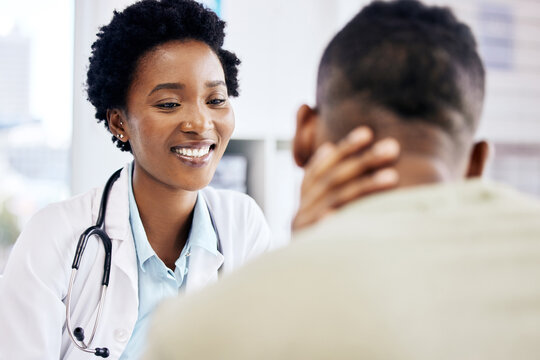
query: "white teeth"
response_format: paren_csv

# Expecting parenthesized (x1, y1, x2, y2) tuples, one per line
(174, 146, 211, 158)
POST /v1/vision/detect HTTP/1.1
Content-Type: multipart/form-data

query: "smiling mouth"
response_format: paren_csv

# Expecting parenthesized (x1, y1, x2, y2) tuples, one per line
(170, 143, 216, 166)
(172, 145, 214, 158)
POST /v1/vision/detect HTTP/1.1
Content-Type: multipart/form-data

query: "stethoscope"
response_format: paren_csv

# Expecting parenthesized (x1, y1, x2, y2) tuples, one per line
(65, 168, 223, 358)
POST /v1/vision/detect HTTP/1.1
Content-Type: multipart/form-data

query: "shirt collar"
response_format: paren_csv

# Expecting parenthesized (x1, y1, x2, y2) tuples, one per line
(188, 191, 219, 256)
(128, 162, 154, 271)
(127, 162, 219, 272)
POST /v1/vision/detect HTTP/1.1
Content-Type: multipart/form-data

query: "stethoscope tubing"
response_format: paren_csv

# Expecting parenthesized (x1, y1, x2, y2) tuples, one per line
(66, 271, 108, 353)
(65, 168, 122, 358)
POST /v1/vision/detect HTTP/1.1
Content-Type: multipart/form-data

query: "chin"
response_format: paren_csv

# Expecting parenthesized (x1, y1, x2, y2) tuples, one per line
(175, 176, 214, 192)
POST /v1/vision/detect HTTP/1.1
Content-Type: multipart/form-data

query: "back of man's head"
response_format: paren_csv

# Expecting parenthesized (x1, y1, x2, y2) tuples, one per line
(315, 0, 485, 170)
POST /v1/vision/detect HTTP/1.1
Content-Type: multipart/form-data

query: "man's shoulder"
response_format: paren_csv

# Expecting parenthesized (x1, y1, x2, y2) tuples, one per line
(294, 180, 540, 244)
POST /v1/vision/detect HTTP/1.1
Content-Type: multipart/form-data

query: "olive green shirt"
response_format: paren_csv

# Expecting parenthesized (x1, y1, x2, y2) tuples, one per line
(145, 180, 540, 360)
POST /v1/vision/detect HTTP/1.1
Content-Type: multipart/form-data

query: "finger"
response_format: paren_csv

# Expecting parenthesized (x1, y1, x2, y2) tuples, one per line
(303, 137, 399, 207)
(327, 168, 399, 209)
(305, 127, 374, 181)
(309, 127, 373, 175)
(292, 207, 336, 232)
(371, 137, 401, 162)
(334, 126, 375, 159)
(320, 137, 400, 190)
(301, 127, 373, 192)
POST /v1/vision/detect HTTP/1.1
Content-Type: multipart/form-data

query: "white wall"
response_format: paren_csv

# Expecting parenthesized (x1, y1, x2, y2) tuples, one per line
(71, 0, 134, 195)
(328, 0, 540, 143)
(432, 0, 540, 143)
(71, 0, 540, 233)
(221, 0, 343, 139)
(73, 0, 540, 152)
(71, 0, 350, 194)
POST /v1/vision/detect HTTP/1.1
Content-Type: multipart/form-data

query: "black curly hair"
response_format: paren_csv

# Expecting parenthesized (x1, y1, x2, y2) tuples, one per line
(317, 0, 485, 141)
(86, 0, 240, 152)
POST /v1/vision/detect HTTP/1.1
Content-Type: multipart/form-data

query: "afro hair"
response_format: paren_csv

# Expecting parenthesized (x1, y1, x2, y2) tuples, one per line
(86, 0, 240, 152)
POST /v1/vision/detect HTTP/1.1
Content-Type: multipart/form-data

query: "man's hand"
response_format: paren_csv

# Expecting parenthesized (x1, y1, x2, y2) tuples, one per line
(292, 127, 400, 231)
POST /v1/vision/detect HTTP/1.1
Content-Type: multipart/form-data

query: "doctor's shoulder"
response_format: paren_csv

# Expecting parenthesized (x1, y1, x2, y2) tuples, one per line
(9, 186, 102, 261)
(0, 185, 108, 359)
(201, 186, 273, 262)
(26, 186, 101, 240)
(16, 164, 129, 251)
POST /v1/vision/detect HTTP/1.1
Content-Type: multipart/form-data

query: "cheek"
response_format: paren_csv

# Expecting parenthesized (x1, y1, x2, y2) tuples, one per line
(218, 110, 235, 143)
(129, 117, 165, 153)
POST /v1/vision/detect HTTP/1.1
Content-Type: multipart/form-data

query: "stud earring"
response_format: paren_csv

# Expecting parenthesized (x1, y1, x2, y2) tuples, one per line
(117, 134, 124, 139)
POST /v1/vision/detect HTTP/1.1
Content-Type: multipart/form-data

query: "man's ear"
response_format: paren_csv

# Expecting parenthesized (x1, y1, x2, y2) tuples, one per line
(293, 104, 319, 168)
(466, 140, 491, 178)
(107, 108, 128, 142)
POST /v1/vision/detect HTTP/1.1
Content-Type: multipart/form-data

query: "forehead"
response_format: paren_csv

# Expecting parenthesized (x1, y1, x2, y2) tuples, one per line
(131, 40, 225, 89)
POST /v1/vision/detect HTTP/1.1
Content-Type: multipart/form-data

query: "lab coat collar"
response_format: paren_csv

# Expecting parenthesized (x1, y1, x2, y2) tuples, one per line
(188, 192, 219, 256)
(183, 191, 224, 292)
(126, 161, 155, 272)
(126, 163, 220, 275)
(90, 165, 139, 294)
(184, 247, 224, 292)
(90, 165, 224, 293)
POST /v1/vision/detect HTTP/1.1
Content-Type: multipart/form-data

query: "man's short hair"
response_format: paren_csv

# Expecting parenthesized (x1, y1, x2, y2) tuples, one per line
(317, 0, 485, 141)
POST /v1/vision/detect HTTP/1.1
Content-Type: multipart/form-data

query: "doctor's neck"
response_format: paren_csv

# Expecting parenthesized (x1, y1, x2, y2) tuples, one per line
(131, 163, 197, 270)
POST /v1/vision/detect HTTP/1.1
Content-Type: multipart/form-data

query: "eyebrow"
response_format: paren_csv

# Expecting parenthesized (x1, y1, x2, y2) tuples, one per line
(205, 80, 227, 88)
(147, 80, 226, 96)
(147, 83, 185, 96)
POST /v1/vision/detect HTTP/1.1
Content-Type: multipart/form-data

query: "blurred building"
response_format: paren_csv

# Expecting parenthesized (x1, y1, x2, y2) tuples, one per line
(0, 6, 72, 271)
(0, 29, 32, 128)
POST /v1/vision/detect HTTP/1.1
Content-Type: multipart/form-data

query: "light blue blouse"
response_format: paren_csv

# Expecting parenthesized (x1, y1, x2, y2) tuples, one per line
(120, 163, 218, 359)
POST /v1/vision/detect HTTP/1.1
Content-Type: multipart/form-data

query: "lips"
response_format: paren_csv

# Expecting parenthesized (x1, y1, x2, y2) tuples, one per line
(170, 141, 216, 167)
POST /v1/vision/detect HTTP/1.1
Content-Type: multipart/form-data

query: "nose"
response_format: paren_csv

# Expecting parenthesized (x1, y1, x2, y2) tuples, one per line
(179, 103, 214, 134)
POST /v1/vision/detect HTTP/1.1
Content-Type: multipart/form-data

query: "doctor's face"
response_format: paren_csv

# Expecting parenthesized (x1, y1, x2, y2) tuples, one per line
(122, 40, 234, 191)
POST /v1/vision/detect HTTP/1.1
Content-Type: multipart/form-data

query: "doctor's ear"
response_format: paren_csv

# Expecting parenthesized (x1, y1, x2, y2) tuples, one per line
(107, 109, 128, 142)
(293, 104, 319, 168)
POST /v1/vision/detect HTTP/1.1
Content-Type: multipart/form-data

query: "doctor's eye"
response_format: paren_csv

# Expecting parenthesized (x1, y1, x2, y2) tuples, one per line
(155, 102, 180, 110)
(207, 98, 227, 106)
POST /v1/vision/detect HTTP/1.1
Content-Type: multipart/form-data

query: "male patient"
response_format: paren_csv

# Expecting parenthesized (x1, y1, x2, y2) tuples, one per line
(144, 1, 540, 359)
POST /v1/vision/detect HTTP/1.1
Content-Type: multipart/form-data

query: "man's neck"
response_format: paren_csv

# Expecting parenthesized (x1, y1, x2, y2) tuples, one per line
(393, 153, 460, 190)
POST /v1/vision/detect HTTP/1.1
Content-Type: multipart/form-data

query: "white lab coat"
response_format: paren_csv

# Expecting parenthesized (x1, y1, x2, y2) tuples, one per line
(0, 165, 271, 360)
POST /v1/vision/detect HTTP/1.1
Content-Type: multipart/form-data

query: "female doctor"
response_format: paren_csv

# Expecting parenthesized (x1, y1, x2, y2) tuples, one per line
(0, 0, 399, 359)
(0, 1, 272, 358)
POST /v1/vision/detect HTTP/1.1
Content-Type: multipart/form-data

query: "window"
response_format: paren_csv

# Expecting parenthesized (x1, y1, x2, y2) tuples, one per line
(0, 0, 73, 271)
